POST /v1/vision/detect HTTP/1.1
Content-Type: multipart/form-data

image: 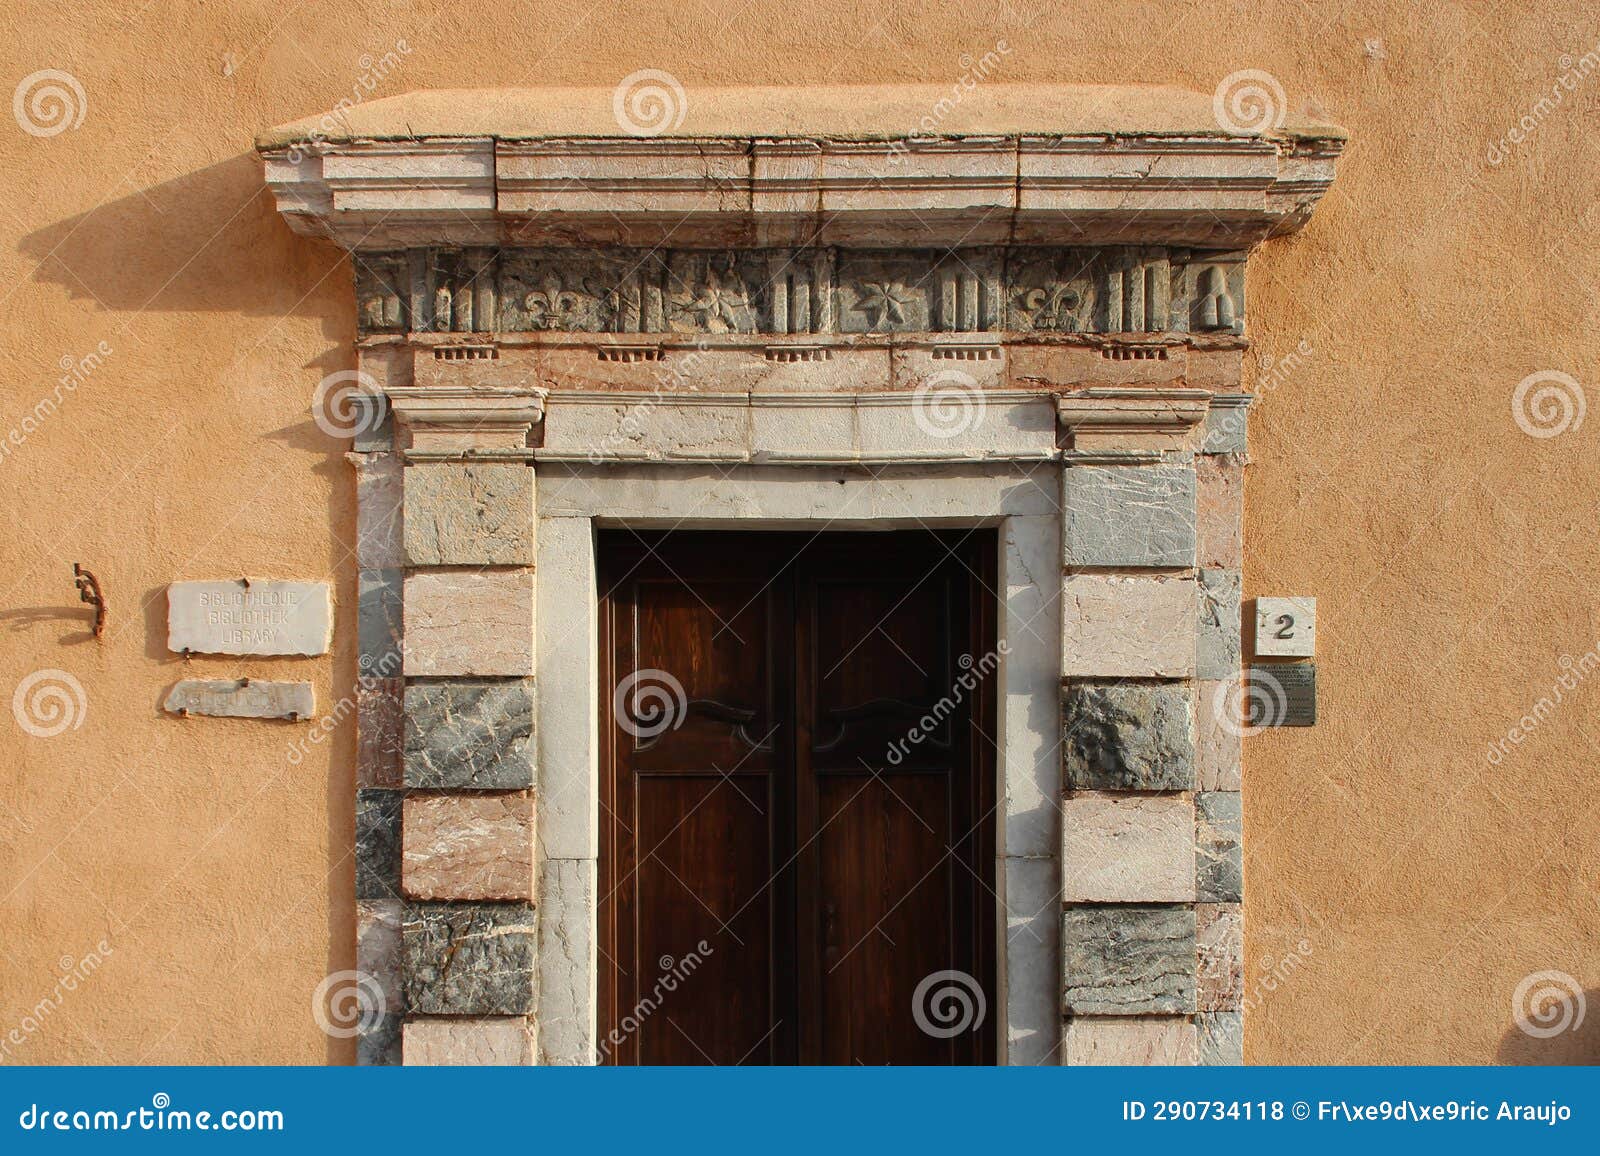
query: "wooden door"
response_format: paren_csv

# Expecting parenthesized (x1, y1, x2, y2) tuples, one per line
(599, 530, 996, 1065)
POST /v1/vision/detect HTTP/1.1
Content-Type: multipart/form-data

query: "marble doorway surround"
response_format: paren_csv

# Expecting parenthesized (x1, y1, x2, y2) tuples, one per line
(257, 83, 1344, 1066)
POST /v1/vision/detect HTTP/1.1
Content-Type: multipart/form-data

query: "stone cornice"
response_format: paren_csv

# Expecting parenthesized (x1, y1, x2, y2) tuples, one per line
(261, 85, 1343, 252)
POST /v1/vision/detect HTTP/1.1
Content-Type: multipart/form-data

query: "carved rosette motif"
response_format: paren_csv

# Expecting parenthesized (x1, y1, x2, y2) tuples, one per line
(353, 245, 1247, 338)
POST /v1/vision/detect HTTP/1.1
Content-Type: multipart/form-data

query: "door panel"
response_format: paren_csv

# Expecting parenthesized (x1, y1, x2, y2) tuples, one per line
(600, 530, 995, 1066)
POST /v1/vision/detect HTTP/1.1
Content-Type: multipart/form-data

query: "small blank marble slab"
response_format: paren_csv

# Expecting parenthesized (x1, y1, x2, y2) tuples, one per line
(163, 679, 315, 720)
(167, 579, 332, 656)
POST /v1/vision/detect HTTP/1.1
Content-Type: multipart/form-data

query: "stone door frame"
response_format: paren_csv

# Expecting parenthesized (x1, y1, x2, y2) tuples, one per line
(260, 84, 1343, 1066)
(533, 462, 1062, 1065)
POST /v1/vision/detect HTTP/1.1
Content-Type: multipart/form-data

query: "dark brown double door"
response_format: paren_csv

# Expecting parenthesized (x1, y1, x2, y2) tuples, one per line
(599, 530, 997, 1065)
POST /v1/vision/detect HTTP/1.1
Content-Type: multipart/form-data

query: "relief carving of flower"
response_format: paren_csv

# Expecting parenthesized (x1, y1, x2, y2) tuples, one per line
(856, 280, 913, 330)
(674, 265, 748, 332)
(1018, 285, 1085, 332)
(523, 275, 585, 330)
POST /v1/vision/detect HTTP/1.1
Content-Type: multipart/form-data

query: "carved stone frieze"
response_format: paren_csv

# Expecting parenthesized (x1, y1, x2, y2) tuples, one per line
(355, 245, 1246, 338)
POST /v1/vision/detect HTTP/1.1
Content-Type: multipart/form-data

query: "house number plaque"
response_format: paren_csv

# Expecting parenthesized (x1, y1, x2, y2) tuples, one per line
(1253, 596, 1316, 658)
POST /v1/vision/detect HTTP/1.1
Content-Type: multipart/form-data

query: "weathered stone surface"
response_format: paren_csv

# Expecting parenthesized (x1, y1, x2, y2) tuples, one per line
(1202, 396, 1250, 455)
(351, 393, 395, 453)
(403, 1017, 536, 1065)
(351, 450, 403, 569)
(1004, 855, 1061, 1067)
(355, 788, 401, 901)
(404, 569, 534, 677)
(162, 679, 314, 720)
(1062, 575, 1196, 678)
(359, 568, 404, 672)
(403, 902, 537, 1015)
(357, 1011, 402, 1066)
(403, 792, 535, 901)
(1062, 794, 1196, 903)
(1063, 464, 1195, 568)
(1064, 1016, 1197, 1065)
(1062, 904, 1196, 1015)
(167, 579, 332, 656)
(1197, 902, 1242, 1012)
(1196, 791, 1243, 902)
(1196, 568, 1241, 679)
(404, 462, 535, 566)
(1195, 678, 1243, 791)
(538, 858, 596, 1065)
(357, 676, 403, 789)
(356, 898, 403, 1014)
(1063, 681, 1194, 790)
(1197, 1010, 1243, 1065)
(403, 679, 535, 789)
(1004, 516, 1065, 860)
(1195, 453, 1243, 569)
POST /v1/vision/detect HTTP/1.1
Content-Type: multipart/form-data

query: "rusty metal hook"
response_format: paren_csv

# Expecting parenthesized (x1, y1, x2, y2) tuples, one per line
(72, 563, 107, 639)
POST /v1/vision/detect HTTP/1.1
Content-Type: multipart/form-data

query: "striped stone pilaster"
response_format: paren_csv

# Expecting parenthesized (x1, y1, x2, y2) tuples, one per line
(1057, 394, 1247, 1065)
(348, 382, 407, 1065)
(351, 375, 546, 1066)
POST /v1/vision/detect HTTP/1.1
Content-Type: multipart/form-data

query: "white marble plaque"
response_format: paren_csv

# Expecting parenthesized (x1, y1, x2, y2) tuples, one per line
(163, 679, 315, 720)
(167, 579, 332, 656)
(1253, 596, 1315, 657)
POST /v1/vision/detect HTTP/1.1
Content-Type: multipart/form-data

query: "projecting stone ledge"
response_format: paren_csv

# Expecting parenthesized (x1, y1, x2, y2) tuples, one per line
(257, 84, 1344, 252)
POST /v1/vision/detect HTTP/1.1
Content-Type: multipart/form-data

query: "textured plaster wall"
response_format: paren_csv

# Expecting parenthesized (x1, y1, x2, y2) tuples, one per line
(0, 0, 1596, 1064)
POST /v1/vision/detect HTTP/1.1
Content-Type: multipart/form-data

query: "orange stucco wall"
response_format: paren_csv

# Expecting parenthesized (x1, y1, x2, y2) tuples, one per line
(1, 0, 1595, 1064)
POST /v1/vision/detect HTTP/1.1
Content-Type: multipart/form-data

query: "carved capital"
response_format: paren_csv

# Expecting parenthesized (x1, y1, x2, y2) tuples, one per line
(386, 385, 547, 455)
(1056, 388, 1212, 443)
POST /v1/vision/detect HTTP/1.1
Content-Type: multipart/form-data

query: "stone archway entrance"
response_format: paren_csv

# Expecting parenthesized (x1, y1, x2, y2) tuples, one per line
(258, 83, 1343, 1066)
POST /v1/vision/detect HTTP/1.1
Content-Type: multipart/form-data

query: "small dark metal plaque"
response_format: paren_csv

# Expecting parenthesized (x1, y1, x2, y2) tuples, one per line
(1252, 663, 1315, 727)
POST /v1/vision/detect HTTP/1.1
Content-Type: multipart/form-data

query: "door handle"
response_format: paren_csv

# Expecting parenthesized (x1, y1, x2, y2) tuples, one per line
(823, 902, 839, 964)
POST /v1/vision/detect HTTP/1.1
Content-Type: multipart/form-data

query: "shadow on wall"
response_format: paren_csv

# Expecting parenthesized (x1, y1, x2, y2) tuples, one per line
(1496, 989, 1600, 1064)
(17, 150, 362, 1063)
(17, 152, 349, 341)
